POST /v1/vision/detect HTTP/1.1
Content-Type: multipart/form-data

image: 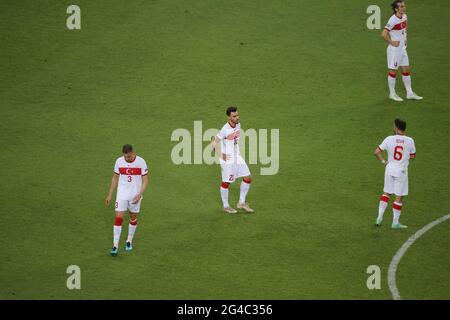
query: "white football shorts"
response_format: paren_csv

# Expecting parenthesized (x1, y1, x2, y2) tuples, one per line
(220, 155, 251, 183)
(115, 196, 142, 213)
(387, 45, 409, 70)
(383, 170, 408, 196)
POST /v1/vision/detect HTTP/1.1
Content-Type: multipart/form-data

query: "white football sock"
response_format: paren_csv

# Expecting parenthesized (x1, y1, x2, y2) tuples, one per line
(113, 225, 122, 248)
(220, 186, 229, 208)
(388, 73, 397, 95)
(393, 202, 403, 224)
(378, 195, 389, 220)
(402, 73, 413, 95)
(239, 181, 250, 204)
(127, 220, 137, 243)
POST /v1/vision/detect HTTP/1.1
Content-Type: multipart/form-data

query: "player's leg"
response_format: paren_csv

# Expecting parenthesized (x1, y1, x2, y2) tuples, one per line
(125, 198, 141, 251)
(235, 159, 253, 212)
(237, 176, 253, 213)
(239, 176, 252, 204)
(400, 66, 413, 96)
(220, 164, 237, 213)
(377, 171, 394, 226)
(388, 70, 403, 101)
(221, 181, 236, 213)
(392, 195, 406, 228)
(401, 65, 423, 100)
(126, 211, 138, 251)
(376, 193, 391, 226)
(112, 200, 127, 256)
(388, 70, 400, 99)
(392, 174, 408, 229)
(387, 47, 403, 101)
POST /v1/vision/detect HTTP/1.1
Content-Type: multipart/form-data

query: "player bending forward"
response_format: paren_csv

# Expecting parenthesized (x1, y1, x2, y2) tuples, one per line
(211, 106, 253, 214)
(381, 0, 422, 102)
(105, 144, 149, 256)
(374, 119, 416, 229)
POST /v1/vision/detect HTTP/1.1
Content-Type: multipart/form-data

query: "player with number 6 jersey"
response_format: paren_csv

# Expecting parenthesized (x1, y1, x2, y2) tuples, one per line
(374, 119, 416, 229)
(105, 144, 149, 256)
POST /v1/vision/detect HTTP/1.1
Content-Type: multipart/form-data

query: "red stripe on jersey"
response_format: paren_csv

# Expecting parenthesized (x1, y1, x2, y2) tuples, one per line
(392, 21, 407, 30)
(226, 130, 240, 140)
(393, 203, 403, 210)
(119, 167, 142, 175)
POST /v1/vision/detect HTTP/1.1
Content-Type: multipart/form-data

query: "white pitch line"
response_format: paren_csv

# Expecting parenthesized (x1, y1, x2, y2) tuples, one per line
(388, 214, 450, 300)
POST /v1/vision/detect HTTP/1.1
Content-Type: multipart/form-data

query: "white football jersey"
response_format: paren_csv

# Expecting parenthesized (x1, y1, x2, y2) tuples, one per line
(378, 135, 416, 176)
(113, 155, 148, 200)
(217, 122, 241, 163)
(385, 14, 407, 47)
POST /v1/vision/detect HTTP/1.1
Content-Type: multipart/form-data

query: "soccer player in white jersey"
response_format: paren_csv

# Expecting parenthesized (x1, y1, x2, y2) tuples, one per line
(381, 1, 422, 102)
(374, 119, 416, 229)
(105, 144, 149, 256)
(211, 106, 253, 214)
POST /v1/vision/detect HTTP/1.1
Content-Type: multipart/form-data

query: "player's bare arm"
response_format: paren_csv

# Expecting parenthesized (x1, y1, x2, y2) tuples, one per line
(381, 29, 400, 47)
(105, 174, 119, 207)
(211, 136, 220, 150)
(374, 147, 388, 165)
(132, 174, 148, 204)
(211, 135, 230, 161)
(404, 29, 407, 47)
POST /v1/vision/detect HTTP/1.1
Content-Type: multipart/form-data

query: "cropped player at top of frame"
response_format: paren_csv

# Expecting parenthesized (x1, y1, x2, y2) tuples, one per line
(374, 119, 416, 229)
(381, 0, 423, 102)
(105, 144, 149, 257)
(211, 107, 254, 214)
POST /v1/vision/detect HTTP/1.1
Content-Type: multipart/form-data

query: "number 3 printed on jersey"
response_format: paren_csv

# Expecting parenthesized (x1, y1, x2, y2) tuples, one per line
(394, 146, 403, 160)
(127, 176, 132, 182)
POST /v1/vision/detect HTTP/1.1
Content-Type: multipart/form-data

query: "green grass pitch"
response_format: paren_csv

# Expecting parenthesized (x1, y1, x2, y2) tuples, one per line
(0, 0, 449, 299)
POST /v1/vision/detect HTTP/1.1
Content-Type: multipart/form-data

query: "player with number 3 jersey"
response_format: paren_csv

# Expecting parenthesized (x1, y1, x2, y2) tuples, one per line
(105, 144, 149, 256)
(374, 119, 416, 229)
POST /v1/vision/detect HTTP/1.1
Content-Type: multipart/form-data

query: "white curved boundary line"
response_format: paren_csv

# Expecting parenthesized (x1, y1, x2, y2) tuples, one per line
(388, 214, 450, 300)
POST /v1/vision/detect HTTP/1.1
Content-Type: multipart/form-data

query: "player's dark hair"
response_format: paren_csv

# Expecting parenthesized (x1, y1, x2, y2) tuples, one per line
(394, 118, 407, 131)
(122, 144, 133, 153)
(226, 106, 237, 116)
(391, 0, 404, 14)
